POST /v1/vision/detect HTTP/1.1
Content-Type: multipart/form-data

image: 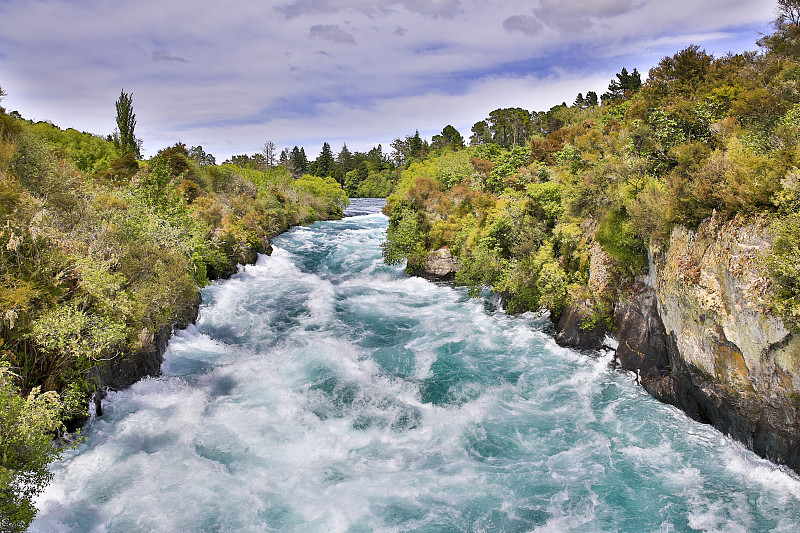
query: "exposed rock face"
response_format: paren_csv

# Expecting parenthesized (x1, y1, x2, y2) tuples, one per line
(411, 246, 459, 282)
(654, 217, 800, 471)
(612, 281, 672, 397)
(554, 299, 610, 350)
(552, 216, 800, 471)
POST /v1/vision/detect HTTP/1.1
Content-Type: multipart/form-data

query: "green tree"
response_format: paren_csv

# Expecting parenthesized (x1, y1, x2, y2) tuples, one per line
(391, 133, 426, 166)
(487, 108, 532, 148)
(337, 143, 355, 173)
(113, 89, 140, 158)
(313, 142, 336, 178)
(367, 144, 390, 169)
(289, 146, 308, 177)
(188, 145, 215, 167)
(431, 125, 465, 150)
(759, 0, 800, 61)
(470, 120, 491, 145)
(0, 363, 75, 533)
(601, 67, 642, 103)
(647, 46, 714, 97)
(410, 130, 424, 157)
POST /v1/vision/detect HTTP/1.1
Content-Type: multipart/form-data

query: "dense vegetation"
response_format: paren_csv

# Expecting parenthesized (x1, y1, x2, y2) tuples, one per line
(226, 127, 474, 199)
(0, 88, 346, 531)
(382, 5, 800, 332)
(5, 3, 800, 530)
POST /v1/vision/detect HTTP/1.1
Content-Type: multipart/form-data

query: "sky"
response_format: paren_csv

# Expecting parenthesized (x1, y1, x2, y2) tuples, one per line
(0, 0, 778, 161)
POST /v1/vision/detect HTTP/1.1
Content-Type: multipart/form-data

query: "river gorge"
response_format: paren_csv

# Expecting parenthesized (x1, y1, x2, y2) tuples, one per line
(31, 199, 800, 532)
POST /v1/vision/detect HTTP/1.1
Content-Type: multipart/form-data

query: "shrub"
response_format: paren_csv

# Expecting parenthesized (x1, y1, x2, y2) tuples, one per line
(0, 362, 78, 532)
(381, 199, 430, 271)
(595, 209, 647, 276)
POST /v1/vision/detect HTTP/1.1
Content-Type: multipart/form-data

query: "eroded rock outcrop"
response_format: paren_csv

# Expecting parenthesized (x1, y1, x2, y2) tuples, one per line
(411, 246, 459, 282)
(552, 216, 800, 471)
(654, 217, 800, 470)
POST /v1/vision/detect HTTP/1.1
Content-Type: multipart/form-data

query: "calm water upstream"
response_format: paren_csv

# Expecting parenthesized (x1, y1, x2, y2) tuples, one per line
(32, 198, 800, 532)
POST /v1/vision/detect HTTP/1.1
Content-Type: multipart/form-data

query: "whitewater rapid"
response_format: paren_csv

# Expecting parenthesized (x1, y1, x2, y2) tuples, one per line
(32, 199, 800, 532)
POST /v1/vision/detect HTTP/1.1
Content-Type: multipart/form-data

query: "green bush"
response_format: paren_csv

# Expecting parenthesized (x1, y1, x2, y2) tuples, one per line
(595, 209, 647, 276)
(0, 362, 79, 533)
(767, 172, 800, 332)
(381, 200, 430, 271)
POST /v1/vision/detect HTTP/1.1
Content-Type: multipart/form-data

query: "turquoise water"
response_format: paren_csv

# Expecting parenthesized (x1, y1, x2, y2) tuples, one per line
(32, 199, 800, 532)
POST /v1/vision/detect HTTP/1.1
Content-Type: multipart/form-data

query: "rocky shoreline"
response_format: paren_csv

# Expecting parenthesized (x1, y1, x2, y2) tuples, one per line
(416, 217, 800, 473)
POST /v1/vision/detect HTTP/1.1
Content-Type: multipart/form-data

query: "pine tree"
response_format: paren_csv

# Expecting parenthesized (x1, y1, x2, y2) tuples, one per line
(432, 125, 465, 149)
(314, 142, 336, 177)
(601, 68, 642, 104)
(410, 131, 423, 156)
(289, 146, 302, 177)
(337, 143, 355, 173)
(298, 147, 309, 174)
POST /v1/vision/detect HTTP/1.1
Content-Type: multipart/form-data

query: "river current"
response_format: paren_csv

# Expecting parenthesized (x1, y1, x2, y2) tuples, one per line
(32, 198, 800, 532)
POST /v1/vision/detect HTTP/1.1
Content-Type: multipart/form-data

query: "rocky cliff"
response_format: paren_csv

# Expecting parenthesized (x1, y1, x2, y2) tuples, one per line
(555, 216, 800, 472)
(654, 216, 800, 470)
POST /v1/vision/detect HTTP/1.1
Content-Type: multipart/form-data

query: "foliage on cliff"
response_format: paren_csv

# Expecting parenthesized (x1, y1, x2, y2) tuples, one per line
(0, 93, 347, 528)
(382, 14, 800, 329)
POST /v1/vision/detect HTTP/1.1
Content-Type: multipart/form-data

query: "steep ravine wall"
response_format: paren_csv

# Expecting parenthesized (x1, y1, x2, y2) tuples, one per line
(654, 217, 800, 470)
(556, 216, 800, 472)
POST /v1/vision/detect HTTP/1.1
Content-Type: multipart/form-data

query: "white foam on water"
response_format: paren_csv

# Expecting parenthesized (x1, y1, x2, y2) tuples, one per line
(32, 206, 800, 532)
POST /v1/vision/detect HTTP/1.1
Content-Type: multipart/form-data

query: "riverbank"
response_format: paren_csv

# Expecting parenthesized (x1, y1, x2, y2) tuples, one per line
(550, 216, 800, 473)
(90, 194, 367, 412)
(31, 203, 800, 532)
(409, 216, 800, 474)
(88, 235, 272, 410)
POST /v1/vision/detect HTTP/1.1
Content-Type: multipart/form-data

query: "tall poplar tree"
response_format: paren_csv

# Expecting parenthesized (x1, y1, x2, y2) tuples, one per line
(114, 90, 140, 158)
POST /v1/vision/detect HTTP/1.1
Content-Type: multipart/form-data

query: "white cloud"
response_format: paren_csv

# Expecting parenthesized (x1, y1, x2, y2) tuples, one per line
(0, 0, 776, 161)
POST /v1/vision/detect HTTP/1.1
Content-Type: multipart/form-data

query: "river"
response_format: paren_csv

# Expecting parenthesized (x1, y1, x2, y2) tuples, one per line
(32, 198, 800, 532)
